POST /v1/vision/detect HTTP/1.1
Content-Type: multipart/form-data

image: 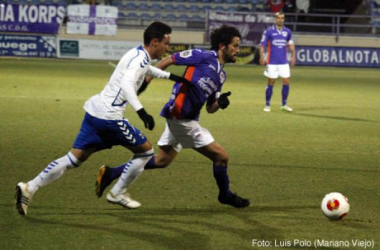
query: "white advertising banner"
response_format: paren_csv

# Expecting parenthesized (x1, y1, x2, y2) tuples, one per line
(66, 4, 118, 36)
(57, 38, 141, 60)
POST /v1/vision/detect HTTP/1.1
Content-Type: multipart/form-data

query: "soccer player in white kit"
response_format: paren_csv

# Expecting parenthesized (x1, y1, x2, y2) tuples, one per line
(259, 12, 296, 112)
(15, 22, 191, 215)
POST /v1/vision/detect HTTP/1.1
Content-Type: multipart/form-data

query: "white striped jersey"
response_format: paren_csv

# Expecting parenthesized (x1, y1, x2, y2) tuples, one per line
(84, 45, 170, 120)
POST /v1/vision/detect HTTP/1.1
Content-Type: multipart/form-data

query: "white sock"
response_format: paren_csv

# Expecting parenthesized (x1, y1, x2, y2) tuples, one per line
(110, 149, 154, 196)
(27, 152, 81, 194)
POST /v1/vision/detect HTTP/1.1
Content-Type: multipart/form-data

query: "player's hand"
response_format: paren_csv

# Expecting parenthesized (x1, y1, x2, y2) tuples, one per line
(137, 108, 155, 130)
(218, 91, 231, 109)
(290, 57, 296, 67)
(259, 58, 266, 66)
(169, 73, 192, 85)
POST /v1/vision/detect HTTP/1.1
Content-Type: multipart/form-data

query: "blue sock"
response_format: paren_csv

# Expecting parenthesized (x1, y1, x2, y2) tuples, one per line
(282, 85, 289, 106)
(109, 164, 125, 181)
(265, 85, 273, 106)
(213, 165, 231, 197)
(143, 156, 155, 169)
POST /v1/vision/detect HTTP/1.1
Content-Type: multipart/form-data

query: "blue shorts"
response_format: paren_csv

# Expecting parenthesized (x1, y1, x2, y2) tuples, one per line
(73, 113, 147, 151)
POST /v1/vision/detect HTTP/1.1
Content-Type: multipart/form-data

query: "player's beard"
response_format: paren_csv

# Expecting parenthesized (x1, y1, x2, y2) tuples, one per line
(223, 50, 236, 63)
(276, 22, 284, 29)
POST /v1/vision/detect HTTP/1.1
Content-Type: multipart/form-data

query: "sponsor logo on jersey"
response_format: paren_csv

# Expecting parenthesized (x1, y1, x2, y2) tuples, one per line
(198, 77, 218, 96)
(272, 39, 287, 47)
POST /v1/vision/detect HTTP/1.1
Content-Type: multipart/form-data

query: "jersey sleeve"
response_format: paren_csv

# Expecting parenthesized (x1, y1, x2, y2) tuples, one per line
(171, 49, 204, 66)
(146, 65, 170, 79)
(120, 66, 144, 112)
(287, 29, 293, 43)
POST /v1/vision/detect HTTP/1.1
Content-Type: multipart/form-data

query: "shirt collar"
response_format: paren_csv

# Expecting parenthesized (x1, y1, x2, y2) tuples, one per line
(138, 45, 151, 62)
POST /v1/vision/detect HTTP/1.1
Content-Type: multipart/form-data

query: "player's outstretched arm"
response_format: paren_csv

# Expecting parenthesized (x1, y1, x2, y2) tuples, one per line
(155, 56, 174, 71)
(259, 46, 266, 66)
(142, 55, 176, 91)
(145, 56, 174, 83)
(168, 73, 192, 85)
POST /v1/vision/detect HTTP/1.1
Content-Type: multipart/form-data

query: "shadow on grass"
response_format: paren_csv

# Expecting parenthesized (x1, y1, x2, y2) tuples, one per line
(20, 206, 283, 250)
(17, 205, 318, 249)
(6, 203, 372, 249)
(289, 112, 379, 123)
(241, 163, 380, 173)
(173, 160, 380, 173)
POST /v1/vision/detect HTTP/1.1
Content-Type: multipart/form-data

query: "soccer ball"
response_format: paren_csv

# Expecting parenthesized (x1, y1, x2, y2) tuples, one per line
(321, 192, 349, 220)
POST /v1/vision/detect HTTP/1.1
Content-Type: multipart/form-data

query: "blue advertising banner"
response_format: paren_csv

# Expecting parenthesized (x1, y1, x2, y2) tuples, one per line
(297, 46, 380, 68)
(206, 11, 273, 45)
(0, 34, 57, 58)
(0, 4, 65, 34)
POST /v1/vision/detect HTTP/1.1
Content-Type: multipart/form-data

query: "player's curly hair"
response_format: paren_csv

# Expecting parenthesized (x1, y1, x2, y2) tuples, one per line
(144, 22, 172, 46)
(210, 25, 241, 51)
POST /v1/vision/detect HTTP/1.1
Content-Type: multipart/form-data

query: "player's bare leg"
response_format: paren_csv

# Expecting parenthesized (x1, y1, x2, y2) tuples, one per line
(147, 145, 178, 169)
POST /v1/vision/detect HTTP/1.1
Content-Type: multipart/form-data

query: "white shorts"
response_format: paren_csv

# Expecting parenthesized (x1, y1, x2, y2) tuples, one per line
(264, 64, 291, 79)
(157, 119, 215, 152)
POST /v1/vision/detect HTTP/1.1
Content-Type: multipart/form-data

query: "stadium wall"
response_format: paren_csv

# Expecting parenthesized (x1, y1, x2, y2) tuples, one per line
(294, 35, 380, 48)
(1, 29, 379, 67)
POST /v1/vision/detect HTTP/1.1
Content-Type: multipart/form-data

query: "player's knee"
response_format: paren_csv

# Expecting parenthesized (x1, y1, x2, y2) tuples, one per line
(154, 156, 171, 168)
(214, 152, 229, 166)
(133, 148, 154, 165)
(66, 152, 82, 170)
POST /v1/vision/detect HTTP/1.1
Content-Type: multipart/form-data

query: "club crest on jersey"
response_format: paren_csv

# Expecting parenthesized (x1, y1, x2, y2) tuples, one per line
(179, 50, 192, 58)
(282, 31, 288, 37)
(219, 71, 226, 83)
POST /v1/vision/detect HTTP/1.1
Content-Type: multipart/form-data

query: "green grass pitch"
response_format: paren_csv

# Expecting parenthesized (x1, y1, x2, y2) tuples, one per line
(0, 58, 379, 250)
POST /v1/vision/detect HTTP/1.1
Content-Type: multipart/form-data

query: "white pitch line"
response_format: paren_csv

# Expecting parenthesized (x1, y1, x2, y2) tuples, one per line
(108, 61, 117, 68)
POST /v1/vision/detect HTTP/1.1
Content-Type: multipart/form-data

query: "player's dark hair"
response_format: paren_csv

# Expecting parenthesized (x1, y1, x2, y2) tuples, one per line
(143, 22, 172, 46)
(210, 25, 241, 51)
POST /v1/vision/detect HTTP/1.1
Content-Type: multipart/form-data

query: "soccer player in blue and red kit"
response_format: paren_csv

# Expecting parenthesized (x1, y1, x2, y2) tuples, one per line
(259, 12, 296, 112)
(96, 25, 250, 208)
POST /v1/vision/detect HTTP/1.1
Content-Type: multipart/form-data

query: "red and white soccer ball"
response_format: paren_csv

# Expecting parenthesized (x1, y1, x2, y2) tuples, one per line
(321, 192, 350, 220)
